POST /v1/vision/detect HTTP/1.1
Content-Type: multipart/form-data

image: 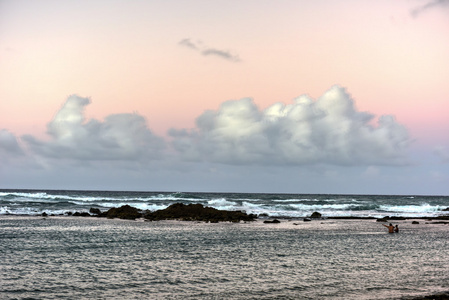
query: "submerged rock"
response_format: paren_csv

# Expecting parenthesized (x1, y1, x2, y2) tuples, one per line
(143, 203, 256, 222)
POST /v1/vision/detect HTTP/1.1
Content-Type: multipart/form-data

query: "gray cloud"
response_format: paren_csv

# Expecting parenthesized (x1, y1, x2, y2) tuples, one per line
(169, 85, 412, 166)
(21, 95, 165, 162)
(0, 129, 23, 156)
(411, 0, 449, 17)
(179, 38, 241, 62)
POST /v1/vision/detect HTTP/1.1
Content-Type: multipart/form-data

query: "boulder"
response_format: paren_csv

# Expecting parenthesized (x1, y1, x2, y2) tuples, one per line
(412, 221, 420, 224)
(303, 218, 311, 222)
(89, 208, 101, 215)
(310, 212, 322, 218)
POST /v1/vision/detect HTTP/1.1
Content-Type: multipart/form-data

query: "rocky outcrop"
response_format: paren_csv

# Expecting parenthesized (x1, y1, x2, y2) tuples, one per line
(106, 205, 142, 220)
(143, 203, 256, 222)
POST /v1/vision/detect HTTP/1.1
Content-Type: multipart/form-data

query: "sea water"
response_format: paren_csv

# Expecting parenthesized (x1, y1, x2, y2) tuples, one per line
(1, 190, 448, 218)
(1, 190, 449, 299)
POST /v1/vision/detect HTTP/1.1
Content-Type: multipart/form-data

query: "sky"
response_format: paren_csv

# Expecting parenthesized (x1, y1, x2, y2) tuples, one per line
(1, 0, 448, 195)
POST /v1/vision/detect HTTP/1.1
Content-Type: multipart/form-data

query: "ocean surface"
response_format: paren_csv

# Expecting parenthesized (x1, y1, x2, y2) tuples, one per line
(1, 189, 449, 218)
(1, 190, 449, 299)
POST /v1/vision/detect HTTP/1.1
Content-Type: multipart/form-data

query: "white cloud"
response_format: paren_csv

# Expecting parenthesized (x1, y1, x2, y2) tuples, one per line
(169, 85, 412, 166)
(21, 95, 165, 161)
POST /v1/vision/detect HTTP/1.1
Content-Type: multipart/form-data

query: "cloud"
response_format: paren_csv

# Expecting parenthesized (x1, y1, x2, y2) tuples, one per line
(21, 95, 165, 162)
(411, 0, 449, 17)
(0, 129, 23, 156)
(169, 85, 412, 166)
(179, 38, 241, 62)
(5, 87, 412, 171)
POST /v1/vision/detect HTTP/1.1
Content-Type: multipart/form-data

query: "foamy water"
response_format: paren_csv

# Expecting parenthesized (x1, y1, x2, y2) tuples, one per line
(1, 190, 449, 218)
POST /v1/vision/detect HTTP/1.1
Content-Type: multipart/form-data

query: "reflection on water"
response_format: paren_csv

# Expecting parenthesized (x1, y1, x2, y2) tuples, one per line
(1, 217, 448, 299)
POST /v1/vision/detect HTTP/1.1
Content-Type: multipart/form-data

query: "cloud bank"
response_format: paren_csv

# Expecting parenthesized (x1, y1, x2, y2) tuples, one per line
(179, 38, 241, 62)
(21, 95, 165, 162)
(6, 86, 413, 169)
(169, 86, 411, 166)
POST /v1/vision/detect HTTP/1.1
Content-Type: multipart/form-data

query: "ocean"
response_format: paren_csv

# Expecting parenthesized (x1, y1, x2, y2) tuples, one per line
(1, 190, 448, 299)
(1, 190, 448, 218)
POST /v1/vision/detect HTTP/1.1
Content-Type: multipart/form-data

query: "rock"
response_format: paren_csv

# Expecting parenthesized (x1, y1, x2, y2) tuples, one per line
(143, 203, 256, 222)
(42, 212, 48, 217)
(106, 205, 142, 220)
(376, 217, 389, 222)
(263, 219, 280, 224)
(65, 211, 73, 216)
(310, 212, 322, 218)
(442, 207, 449, 211)
(73, 212, 90, 217)
(89, 208, 101, 215)
(303, 218, 311, 222)
(412, 221, 420, 224)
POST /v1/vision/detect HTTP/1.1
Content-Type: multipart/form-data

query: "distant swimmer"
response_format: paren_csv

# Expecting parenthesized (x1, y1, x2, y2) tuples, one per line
(383, 223, 395, 233)
(394, 225, 399, 233)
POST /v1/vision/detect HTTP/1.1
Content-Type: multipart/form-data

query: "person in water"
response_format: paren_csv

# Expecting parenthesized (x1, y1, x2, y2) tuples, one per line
(394, 225, 399, 233)
(383, 223, 395, 233)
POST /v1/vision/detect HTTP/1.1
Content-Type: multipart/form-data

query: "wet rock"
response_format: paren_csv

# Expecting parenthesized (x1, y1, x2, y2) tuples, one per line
(376, 217, 389, 222)
(412, 221, 420, 224)
(106, 205, 142, 220)
(263, 219, 280, 224)
(303, 218, 311, 222)
(73, 212, 91, 217)
(442, 207, 449, 211)
(42, 212, 48, 217)
(89, 208, 101, 215)
(143, 203, 256, 222)
(310, 212, 322, 218)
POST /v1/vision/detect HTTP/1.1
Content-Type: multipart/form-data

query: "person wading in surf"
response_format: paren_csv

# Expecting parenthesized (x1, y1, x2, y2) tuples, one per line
(383, 223, 395, 233)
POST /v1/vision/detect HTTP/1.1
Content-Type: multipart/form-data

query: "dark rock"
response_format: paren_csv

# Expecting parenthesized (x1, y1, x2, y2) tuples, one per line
(259, 213, 269, 217)
(89, 208, 102, 215)
(310, 212, 322, 218)
(303, 218, 311, 222)
(106, 205, 142, 220)
(42, 212, 48, 217)
(376, 217, 389, 222)
(73, 212, 90, 217)
(442, 207, 449, 211)
(263, 219, 280, 224)
(65, 211, 73, 216)
(143, 203, 256, 222)
(412, 221, 420, 224)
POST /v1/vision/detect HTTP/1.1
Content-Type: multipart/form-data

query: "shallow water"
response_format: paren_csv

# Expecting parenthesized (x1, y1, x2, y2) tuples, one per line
(1, 217, 448, 299)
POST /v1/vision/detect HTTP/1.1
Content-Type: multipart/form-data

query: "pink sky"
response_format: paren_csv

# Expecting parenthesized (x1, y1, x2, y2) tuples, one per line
(1, 0, 448, 194)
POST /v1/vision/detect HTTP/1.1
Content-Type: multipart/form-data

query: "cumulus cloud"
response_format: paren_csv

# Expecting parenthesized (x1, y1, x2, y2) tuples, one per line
(179, 38, 241, 62)
(21, 95, 165, 161)
(169, 86, 412, 166)
(411, 0, 449, 17)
